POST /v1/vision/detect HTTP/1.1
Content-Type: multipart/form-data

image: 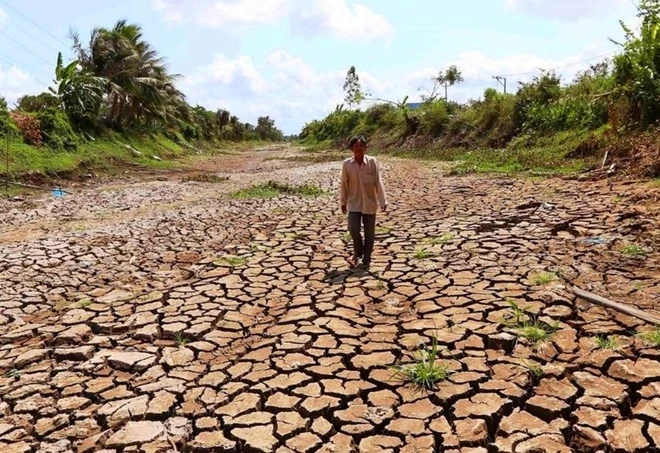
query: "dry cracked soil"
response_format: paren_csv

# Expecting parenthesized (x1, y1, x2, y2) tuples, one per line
(1, 145, 660, 453)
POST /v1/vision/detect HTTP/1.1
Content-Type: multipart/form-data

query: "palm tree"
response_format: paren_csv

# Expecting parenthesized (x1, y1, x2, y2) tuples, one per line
(72, 20, 185, 128)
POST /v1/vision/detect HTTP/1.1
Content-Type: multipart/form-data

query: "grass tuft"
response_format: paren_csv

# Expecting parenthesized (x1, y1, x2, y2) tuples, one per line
(174, 332, 189, 347)
(639, 328, 660, 347)
(620, 243, 647, 258)
(182, 174, 229, 183)
(412, 247, 434, 260)
(530, 272, 557, 286)
(595, 335, 619, 350)
(214, 255, 247, 267)
(231, 181, 325, 199)
(391, 336, 449, 390)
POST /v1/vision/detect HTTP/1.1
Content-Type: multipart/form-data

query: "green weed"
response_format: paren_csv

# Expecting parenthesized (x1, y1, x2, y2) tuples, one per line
(375, 226, 392, 235)
(424, 233, 456, 245)
(514, 319, 558, 344)
(620, 243, 647, 258)
(523, 360, 544, 379)
(182, 174, 228, 183)
(79, 299, 92, 308)
(595, 335, 619, 350)
(412, 248, 434, 260)
(174, 333, 189, 347)
(639, 328, 660, 347)
(232, 181, 325, 199)
(214, 255, 247, 267)
(341, 232, 352, 243)
(530, 272, 557, 286)
(504, 300, 528, 325)
(391, 336, 450, 390)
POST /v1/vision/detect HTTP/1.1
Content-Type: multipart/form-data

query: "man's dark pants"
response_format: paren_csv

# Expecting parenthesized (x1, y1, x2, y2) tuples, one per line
(348, 211, 376, 265)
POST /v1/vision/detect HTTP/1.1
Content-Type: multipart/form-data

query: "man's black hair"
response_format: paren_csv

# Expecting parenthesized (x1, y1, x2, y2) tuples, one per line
(348, 135, 368, 149)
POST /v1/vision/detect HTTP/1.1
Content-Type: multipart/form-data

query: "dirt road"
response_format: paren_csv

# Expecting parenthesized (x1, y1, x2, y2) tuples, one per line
(1, 146, 659, 452)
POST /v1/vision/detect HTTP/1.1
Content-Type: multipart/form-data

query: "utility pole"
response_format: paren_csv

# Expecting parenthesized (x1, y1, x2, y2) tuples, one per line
(493, 76, 507, 94)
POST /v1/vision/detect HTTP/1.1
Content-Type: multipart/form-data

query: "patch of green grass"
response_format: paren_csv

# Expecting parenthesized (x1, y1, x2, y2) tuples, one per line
(174, 333, 189, 347)
(620, 243, 647, 258)
(375, 274, 385, 290)
(514, 319, 558, 344)
(231, 181, 325, 199)
(5, 369, 20, 378)
(504, 300, 528, 325)
(424, 233, 456, 245)
(595, 335, 619, 350)
(375, 226, 392, 235)
(391, 336, 450, 390)
(182, 174, 229, 183)
(214, 255, 247, 267)
(79, 299, 92, 308)
(523, 360, 544, 379)
(341, 232, 352, 243)
(530, 272, 557, 286)
(639, 328, 660, 347)
(412, 247, 434, 260)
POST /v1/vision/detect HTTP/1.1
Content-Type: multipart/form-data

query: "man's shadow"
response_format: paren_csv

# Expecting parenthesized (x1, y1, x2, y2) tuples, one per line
(323, 266, 371, 285)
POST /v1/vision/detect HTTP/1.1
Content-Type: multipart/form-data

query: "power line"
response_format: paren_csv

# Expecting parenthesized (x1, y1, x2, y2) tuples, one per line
(6, 16, 62, 54)
(0, 54, 51, 88)
(0, 30, 53, 66)
(0, 0, 69, 47)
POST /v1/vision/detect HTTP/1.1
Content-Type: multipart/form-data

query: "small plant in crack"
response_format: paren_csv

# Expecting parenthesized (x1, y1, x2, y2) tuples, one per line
(5, 369, 20, 378)
(504, 300, 528, 325)
(391, 336, 450, 390)
(595, 335, 619, 350)
(375, 226, 392, 235)
(174, 333, 190, 347)
(79, 299, 92, 308)
(639, 328, 660, 347)
(424, 232, 456, 245)
(620, 243, 647, 258)
(214, 255, 247, 267)
(514, 317, 559, 344)
(412, 247, 434, 260)
(523, 360, 544, 380)
(341, 232, 352, 243)
(375, 274, 385, 290)
(530, 272, 557, 286)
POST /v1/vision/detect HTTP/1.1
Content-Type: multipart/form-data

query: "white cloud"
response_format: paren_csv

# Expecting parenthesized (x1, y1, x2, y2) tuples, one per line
(0, 64, 44, 106)
(291, 0, 393, 42)
(181, 53, 269, 97)
(506, 0, 626, 21)
(152, 0, 393, 42)
(152, 0, 288, 27)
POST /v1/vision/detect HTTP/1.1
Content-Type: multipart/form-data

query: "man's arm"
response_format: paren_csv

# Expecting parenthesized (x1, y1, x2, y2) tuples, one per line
(340, 161, 348, 213)
(375, 160, 388, 211)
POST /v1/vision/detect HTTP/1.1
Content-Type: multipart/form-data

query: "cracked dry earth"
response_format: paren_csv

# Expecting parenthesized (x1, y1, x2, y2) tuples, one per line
(1, 147, 660, 453)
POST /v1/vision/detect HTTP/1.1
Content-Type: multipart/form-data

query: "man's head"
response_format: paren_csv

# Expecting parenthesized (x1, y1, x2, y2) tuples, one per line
(349, 135, 367, 159)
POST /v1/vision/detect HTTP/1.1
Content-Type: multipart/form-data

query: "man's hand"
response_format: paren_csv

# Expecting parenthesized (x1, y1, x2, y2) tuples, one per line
(341, 204, 347, 214)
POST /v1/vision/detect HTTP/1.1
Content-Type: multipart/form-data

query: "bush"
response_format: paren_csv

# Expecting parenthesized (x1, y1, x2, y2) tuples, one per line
(418, 101, 450, 136)
(37, 108, 79, 151)
(10, 111, 42, 146)
(0, 97, 18, 138)
(16, 92, 60, 113)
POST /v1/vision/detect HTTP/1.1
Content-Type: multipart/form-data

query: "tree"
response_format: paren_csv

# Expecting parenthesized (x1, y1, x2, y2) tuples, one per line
(71, 20, 185, 129)
(422, 65, 464, 102)
(343, 66, 364, 109)
(16, 92, 60, 112)
(256, 116, 284, 141)
(50, 52, 105, 129)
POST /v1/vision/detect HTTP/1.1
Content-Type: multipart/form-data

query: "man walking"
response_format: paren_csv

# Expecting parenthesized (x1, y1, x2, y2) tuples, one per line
(340, 136, 388, 268)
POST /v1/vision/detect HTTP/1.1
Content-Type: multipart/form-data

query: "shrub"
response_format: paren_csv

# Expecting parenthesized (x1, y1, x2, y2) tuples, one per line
(10, 111, 43, 146)
(37, 108, 79, 151)
(16, 92, 60, 113)
(0, 97, 18, 138)
(418, 100, 450, 136)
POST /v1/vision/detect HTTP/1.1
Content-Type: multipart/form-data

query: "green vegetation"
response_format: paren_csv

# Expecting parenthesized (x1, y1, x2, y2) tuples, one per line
(2, 19, 284, 180)
(79, 299, 92, 308)
(504, 300, 558, 344)
(214, 255, 248, 268)
(639, 328, 660, 347)
(392, 336, 450, 390)
(299, 1, 660, 176)
(424, 232, 456, 245)
(523, 360, 544, 380)
(182, 174, 229, 184)
(620, 243, 647, 257)
(412, 247, 434, 260)
(596, 335, 620, 350)
(174, 333, 190, 347)
(530, 272, 557, 286)
(232, 181, 325, 199)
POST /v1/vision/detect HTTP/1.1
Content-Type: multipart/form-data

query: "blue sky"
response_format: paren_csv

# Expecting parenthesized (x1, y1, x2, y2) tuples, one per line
(0, 0, 638, 134)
